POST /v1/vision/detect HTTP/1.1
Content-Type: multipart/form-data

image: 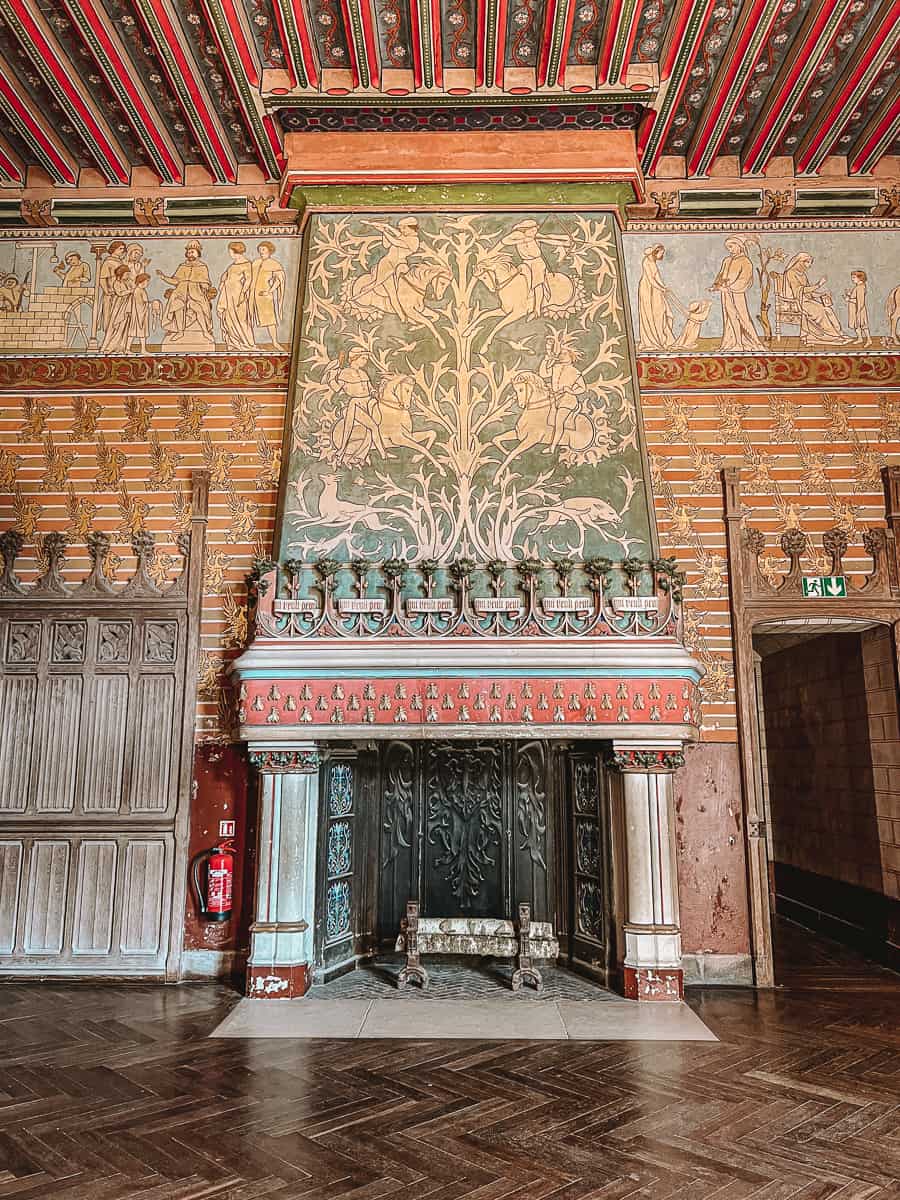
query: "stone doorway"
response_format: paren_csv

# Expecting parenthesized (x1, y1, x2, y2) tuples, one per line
(752, 620, 900, 978)
(310, 739, 616, 989)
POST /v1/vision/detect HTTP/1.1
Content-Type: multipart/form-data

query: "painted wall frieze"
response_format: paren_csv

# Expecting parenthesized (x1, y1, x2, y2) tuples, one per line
(0, 354, 290, 392)
(637, 354, 900, 392)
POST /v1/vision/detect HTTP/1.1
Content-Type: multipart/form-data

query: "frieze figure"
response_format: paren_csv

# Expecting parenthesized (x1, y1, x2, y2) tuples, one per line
(157, 241, 216, 353)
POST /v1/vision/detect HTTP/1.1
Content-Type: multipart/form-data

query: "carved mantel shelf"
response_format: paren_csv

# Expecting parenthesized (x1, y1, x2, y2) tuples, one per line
(229, 558, 704, 743)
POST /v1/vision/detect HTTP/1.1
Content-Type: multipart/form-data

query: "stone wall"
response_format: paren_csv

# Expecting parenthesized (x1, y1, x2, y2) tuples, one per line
(762, 631, 882, 892)
(760, 627, 900, 965)
(861, 626, 900, 903)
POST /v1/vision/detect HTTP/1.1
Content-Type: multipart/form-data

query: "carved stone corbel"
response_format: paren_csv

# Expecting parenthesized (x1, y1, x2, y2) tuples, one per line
(166, 532, 193, 598)
(778, 528, 807, 593)
(742, 527, 770, 596)
(33, 532, 70, 596)
(822, 527, 848, 578)
(861, 527, 890, 594)
(77, 529, 116, 594)
(121, 530, 162, 597)
(0, 529, 25, 595)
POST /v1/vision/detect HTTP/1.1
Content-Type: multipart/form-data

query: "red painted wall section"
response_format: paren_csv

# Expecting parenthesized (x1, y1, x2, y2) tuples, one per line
(673, 742, 751, 956)
(183, 744, 256, 967)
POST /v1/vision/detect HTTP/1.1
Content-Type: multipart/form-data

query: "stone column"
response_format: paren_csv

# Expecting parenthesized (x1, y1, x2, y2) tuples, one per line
(246, 744, 320, 999)
(609, 743, 685, 1001)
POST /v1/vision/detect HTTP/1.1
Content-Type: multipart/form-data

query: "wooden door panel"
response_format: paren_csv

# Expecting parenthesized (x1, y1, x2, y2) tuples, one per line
(23, 840, 71, 955)
(0, 472, 208, 977)
(0, 832, 172, 972)
(0, 840, 23, 952)
(0, 675, 36, 810)
(72, 840, 118, 955)
(127, 674, 177, 814)
(80, 675, 130, 812)
(33, 675, 83, 813)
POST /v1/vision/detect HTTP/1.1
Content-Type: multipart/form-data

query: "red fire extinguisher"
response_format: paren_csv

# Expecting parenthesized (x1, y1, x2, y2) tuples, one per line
(192, 840, 234, 923)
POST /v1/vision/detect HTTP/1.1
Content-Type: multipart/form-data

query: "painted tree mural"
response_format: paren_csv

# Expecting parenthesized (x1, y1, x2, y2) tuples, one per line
(281, 209, 652, 562)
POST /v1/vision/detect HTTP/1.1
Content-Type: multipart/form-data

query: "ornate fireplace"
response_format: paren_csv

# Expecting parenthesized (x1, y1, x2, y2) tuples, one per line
(231, 556, 702, 1001)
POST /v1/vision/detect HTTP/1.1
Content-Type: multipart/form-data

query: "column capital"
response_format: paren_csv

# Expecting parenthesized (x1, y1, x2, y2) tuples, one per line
(606, 742, 685, 773)
(248, 743, 320, 774)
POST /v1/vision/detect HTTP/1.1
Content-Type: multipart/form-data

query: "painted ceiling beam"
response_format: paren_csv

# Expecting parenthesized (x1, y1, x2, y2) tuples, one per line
(198, 0, 286, 176)
(494, 0, 508, 87)
(427, 0, 443, 89)
(848, 89, 900, 175)
(270, 0, 317, 88)
(538, 0, 562, 88)
(0, 0, 131, 184)
(741, 0, 853, 176)
(686, 0, 783, 177)
(343, 0, 375, 88)
(60, 0, 185, 185)
(0, 131, 25, 185)
(638, 0, 717, 173)
(553, 0, 578, 88)
(600, 0, 643, 86)
(0, 51, 78, 184)
(132, 0, 239, 182)
(475, 0, 486, 86)
(795, 0, 900, 173)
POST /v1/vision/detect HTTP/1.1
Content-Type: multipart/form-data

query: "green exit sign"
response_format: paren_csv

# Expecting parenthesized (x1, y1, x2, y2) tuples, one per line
(802, 576, 847, 598)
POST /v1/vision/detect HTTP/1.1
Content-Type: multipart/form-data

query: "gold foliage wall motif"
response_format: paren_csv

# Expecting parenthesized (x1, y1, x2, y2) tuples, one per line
(643, 389, 900, 738)
(280, 211, 653, 563)
(0, 388, 284, 741)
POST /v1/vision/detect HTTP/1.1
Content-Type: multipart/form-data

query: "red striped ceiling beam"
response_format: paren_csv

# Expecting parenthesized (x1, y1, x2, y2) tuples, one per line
(0, 0, 130, 184)
(60, 0, 184, 185)
(270, 0, 319, 88)
(0, 51, 78, 184)
(638, 0, 717, 173)
(849, 89, 900, 175)
(199, 0, 286, 177)
(554, 0, 578, 89)
(537, 0, 561, 87)
(796, 0, 900, 173)
(352, 0, 381, 89)
(430, 0, 443, 88)
(0, 131, 25, 185)
(494, 0, 509, 87)
(686, 0, 783, 176)
(600, 0, 643, 86)
(742, 0, 853, 176)
(132, 0, 239, 183)
(475, 0, 486, 86)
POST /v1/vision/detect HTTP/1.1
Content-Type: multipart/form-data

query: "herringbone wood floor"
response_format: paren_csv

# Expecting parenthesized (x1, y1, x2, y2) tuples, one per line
(1, 922, 898, 1199)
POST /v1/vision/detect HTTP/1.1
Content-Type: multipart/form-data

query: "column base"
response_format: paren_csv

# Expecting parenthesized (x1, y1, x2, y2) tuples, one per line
(623, 965, 684, 1001)
(247, 962, 310, 999)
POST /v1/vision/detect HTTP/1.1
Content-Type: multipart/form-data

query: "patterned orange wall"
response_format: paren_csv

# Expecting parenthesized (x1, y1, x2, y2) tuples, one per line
(642, 388, 900, 742)
(4, 384, 899, 745)
(0, 387, 286, 741)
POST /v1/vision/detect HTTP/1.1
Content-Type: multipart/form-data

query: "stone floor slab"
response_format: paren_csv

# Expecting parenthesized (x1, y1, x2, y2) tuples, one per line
(211, 997, 372, 1038)
(559, 999, 718, 1040)
(360, 997, 570, 1039)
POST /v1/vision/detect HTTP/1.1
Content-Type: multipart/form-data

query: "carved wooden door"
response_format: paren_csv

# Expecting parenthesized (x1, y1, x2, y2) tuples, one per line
(567, 750, 612, 975)
(376, 739, 554, 944)
(0, 476, 206, 978)
(315, 755, 360, 975)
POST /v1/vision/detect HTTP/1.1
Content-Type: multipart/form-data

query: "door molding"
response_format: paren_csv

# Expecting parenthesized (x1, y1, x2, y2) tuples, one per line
(0, 471, 208, 980)
(722, 465, 900, 987)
